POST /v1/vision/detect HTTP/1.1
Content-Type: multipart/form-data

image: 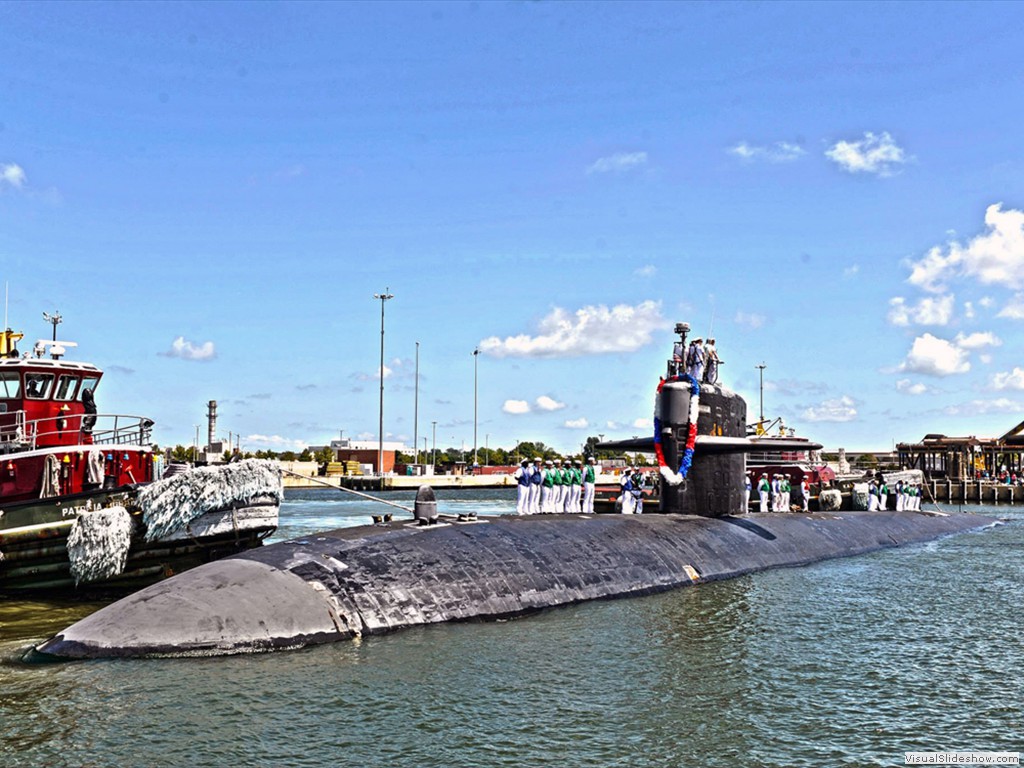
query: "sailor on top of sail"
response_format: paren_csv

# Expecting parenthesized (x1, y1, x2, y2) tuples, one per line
(686, 338, 705, 382)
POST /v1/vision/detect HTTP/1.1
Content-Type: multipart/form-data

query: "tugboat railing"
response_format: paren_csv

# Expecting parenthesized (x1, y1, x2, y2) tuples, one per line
(0, 411, 154, 452)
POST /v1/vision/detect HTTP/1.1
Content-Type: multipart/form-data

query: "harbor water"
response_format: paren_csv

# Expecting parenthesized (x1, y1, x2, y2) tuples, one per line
(2, 489, 1021, 767)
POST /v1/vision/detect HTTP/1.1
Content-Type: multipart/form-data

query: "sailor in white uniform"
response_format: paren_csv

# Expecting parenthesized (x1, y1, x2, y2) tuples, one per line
(513, 459, 530, 515)
(528, 457, 543, 514)
(744, 471, 752, 512)
(758, 473, 770, 513)
(619, 467, 635, 514)
(582, 456, 597, 514)
(540, 459, 555, 513)
(686, 338, 705, 382)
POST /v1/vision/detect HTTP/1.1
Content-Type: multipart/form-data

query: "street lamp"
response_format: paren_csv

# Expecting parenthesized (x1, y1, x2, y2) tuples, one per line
(756, 362, 767, 424)
(373, 288, 394, 477)
(431, 420, 437, 468)
(473, 347, 479, 467)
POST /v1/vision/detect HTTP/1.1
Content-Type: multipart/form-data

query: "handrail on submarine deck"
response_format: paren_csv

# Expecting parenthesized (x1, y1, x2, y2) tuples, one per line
(280, 468, 415, 514)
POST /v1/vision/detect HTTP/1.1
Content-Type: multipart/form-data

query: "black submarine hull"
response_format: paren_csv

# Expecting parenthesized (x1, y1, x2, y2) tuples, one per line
(36, 509, 994, 659)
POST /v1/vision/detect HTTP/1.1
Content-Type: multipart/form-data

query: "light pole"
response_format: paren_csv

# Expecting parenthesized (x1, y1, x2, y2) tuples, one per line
(431, 420, 437, 468)
(374, 288, 394, 476)
(473, 347, 479, 467)
(485, 433, 489, 466)
(756, 363, 767, 423)
(414, 341, 420, 465)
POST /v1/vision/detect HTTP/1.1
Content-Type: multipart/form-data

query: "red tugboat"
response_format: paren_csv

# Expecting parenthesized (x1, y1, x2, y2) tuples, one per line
(0, 323, 281, 595)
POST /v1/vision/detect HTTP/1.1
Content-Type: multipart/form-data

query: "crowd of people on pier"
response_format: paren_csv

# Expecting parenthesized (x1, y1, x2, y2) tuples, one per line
(513, 456, 598, 514)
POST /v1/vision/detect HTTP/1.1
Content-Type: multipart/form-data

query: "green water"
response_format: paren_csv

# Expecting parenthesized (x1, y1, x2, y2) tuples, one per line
(2, 491, 1021, 767)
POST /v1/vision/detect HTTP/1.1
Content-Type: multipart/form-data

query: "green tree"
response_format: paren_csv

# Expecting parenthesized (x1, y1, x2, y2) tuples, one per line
(298, 448, 312, 462)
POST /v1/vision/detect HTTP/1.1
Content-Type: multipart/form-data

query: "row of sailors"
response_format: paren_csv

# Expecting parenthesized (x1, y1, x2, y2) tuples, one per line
(752, 473, 810, 513)
(867, 479, 924, 511)
(513, 457, 597, 515)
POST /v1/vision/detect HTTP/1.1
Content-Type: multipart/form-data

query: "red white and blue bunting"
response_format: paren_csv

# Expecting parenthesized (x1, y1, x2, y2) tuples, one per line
(653, 374, 700, 487)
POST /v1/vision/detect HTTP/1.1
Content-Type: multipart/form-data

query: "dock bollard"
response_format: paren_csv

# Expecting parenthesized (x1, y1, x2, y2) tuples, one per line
(414, 485, 438, 526)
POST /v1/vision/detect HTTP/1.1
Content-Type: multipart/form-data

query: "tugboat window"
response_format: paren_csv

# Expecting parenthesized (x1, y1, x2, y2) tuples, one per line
(0, 371, 20, 399)
(54, 374, 80, 401)
(79, 376, 99, 400)
(25, 373, 55, 399)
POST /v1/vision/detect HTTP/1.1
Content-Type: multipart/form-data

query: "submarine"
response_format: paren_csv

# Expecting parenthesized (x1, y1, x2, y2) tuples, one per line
(34, 323, 995, 660)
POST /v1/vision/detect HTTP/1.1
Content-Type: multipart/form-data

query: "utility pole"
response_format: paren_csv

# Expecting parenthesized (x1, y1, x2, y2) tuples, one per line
(431, 420, 437, 468)
(473, 347, 479, 467)
(373, 288, 394, 476)
(413, 341, 420, 465)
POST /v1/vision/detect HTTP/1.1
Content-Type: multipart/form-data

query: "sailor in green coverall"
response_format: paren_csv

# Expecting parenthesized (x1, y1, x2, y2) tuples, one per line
(552, 459, 565, 512)
(568, 459, 582, 512)
(541, 459, 555, 513)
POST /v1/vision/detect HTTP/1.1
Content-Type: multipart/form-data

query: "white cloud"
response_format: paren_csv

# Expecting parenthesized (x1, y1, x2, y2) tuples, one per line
(728, 141, 806, 163)
(825, 131, 908, 177)
(842, 264, 860, 279)
(997, 293, 1024, 319)
(502, 399, 530, 415)
(907, 204, 1024, 293)
(734, 311, 766, 330)
(535, 395, 565, 411)
(899, 333, 970, 376)
(633, 264, 657, 278)
(944, 398, 1023, 416)
(161, 335, 216, 361)
(1, 163, 26, 189)
(605, 420, 623, 430)
(632, 417, 653, 430)
(993, 367, 1024, 390)
(979, 296, 995, 308)
(896, 379, 929, 395)
(964, 301, 975, 319)
(887, 295, 954, 326)
(953, 331, 1001, 350)
(479, 301, 668, 358)
(587, 151, 648, 174)
(802, 395, 857, 422)
(243, 434, 308, 450)
(563, 417, 589, 429)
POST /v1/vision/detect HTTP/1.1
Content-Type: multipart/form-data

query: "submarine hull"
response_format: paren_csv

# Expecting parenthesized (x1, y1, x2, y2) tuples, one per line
(36, 509, 995, 659)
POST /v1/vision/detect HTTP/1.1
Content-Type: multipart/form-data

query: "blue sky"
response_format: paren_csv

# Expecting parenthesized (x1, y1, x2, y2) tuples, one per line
(2, 1, 1024, 454)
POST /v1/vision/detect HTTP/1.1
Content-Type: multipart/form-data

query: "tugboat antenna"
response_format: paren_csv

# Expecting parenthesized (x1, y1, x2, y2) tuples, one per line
(42, 310, 62, 341)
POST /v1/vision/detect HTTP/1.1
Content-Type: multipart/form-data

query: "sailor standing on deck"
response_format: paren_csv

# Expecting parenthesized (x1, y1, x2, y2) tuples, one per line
(528, 457, 543, 514)
(582, 456, 597, 513)
(895, 479, 905, 511)
(744, 472, 752, 512)
(541, 459, 555, 513)
(867, 479, 879, 511)
(686, 338, 705, 382)
(570, 460, 583, 512)
(552, 459, 565, 512)
(632, 470, 646, 514)
(771, 474, 781, 512)
(801, 478, 810, 512)
(619, 467, 635, 514)
(514, 459, 530, 515)
(879, 479, 889, 510)
(704, 338, 720, 384)
(758, 473, 770, 513)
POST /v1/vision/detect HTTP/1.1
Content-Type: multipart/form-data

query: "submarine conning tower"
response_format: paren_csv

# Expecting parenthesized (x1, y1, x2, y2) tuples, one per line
(657, 379, 747, 516)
